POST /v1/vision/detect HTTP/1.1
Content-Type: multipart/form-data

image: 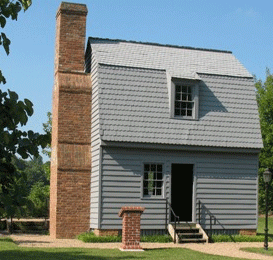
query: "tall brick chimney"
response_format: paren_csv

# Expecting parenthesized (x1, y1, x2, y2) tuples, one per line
(50, 2, 91, 238)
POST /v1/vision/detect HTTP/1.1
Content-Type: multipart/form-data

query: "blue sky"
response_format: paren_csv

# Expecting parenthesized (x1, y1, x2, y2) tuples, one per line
(1, 0, 273, 161)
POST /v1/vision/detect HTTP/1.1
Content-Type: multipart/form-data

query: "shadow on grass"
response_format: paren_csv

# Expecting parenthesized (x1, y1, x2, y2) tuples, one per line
(0, 250, 143, 260)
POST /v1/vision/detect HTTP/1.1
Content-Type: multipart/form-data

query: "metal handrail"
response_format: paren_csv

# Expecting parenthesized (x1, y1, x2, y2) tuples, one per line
(165, 199, 179, 243)
(198, 200, 216, 234)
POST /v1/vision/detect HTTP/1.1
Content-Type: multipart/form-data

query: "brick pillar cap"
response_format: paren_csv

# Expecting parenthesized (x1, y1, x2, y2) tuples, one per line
(57, 2, 88, 17)
(118, 206, 145, 217)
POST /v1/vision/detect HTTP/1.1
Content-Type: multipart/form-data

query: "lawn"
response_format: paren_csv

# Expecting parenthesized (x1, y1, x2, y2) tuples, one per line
(0, 238, 258, 260)
(240, 215, 273, 256)
(241, 247, 273, 256)
(257, 215, 273, 236)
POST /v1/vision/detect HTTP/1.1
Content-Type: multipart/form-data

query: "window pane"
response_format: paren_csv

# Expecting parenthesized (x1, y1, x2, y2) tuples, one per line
(156, 181, 162, 187)
(176, 85, 181, 92)
(157, 164, 162, 172)
(175, 109, 180, 116)
(182, 94, 187, 100)
(143, 181, 148, 188)
(157, 172, 162, 179)
(144, 164, 149, 171)
(156, 189, 161, 195)
(151, 164, 156, 172)
(175, 102, 180, 108)
(182, 102, 186, 108)
(144, 172, 148, 180)
(143, 188, 148, 195)
(175, 93, 180, 101)
(187, 103, 193, 109)
(181, 109, 186, 116)
(187, 110, 192, 116)
(182, 86, 187, 93)
(188, 94, 192, 101)
(188, 87, 191, 94)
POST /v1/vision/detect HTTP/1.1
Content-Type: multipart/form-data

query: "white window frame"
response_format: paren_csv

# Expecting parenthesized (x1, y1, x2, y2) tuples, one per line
(141, 163, 164, 199)
(170, 78, 199, 120)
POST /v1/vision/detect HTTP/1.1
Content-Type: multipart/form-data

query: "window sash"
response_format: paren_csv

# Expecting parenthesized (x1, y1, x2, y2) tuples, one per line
(143, 163, 163, 197)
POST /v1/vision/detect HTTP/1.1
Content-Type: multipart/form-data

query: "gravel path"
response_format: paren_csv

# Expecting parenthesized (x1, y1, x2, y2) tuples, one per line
(6, 234, 273, 260)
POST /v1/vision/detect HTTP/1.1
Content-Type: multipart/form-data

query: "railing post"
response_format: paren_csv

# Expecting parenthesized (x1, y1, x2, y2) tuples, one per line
(198, 200, 201, 224)
(174, 217, 176, 244)
(165, 199, 168, 234)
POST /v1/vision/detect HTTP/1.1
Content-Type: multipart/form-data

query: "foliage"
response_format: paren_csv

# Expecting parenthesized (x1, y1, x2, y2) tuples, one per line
(78, 232, 172, 243)
(0, 0, 51, 220)
(241, 247, 273, 256)
(140, 234, 172, 243)
(255, 70, 273, 213)
(77, 232, 122, 243)
(27, 181, 49, 217)
(0, 164, 29, 219)
(42, 112, 52, 158)
(210, 234, 272, 242)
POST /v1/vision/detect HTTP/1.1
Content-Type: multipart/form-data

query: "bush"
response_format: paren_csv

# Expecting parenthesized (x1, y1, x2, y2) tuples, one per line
(210, 234, 272, 242)
(78, 232, 173, 243)
(78, 232, 122, 243)
(141, 234, 172, 243)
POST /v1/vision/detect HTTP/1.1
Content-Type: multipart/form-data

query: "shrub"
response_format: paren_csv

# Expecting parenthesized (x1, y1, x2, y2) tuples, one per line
(78, 232, 173, 243)
(141, 234, 172, 243)
(77, 232, 121, 243)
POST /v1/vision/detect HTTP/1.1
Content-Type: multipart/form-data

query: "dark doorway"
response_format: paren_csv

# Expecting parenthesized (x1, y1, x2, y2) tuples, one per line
(171, 164, 193, 222)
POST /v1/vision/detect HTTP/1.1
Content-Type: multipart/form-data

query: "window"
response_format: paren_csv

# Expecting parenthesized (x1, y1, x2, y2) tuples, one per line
(143, 163, 163, 197)
(175, 85, 194, 117)
(170, 79, 199, 119)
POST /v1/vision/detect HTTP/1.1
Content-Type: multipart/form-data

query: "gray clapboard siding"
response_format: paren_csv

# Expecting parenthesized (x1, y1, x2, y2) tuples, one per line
(90, 52, 101, 229)
(98, 146, 258, 232)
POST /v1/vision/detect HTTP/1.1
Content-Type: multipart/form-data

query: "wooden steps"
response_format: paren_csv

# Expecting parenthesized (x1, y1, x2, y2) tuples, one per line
(168, 222, 208, 243)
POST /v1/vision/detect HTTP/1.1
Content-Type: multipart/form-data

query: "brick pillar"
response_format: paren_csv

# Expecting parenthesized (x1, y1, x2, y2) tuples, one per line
(118, 206, 145, 251)
(50, 2, 91, 239)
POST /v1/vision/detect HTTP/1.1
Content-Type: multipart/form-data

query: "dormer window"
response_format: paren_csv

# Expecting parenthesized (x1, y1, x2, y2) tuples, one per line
(171, 79, 199, 120)
(175, 85, 194, 117)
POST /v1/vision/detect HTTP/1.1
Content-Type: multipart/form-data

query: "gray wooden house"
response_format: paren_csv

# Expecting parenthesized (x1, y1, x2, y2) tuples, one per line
(50, 2, 262, 240)
(86, 37, 262, 237)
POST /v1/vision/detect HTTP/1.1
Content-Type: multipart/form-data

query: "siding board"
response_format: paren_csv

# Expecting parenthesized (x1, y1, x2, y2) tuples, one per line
(99, 146, 259, 232)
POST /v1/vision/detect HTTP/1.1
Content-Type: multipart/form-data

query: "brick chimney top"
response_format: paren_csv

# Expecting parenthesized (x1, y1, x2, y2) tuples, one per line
(57, 2, 88, 17)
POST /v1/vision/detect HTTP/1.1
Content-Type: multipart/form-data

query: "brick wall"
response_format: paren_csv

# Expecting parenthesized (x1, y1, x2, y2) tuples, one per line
(50, 2, 91, 239)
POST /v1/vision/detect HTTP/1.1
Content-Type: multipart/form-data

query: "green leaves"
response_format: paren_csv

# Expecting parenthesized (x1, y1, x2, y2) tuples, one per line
(20, 0, 32, 11)
(0, 32, 10, 55)
(255, 70, 273, 213)
(0, 16, 6, 28)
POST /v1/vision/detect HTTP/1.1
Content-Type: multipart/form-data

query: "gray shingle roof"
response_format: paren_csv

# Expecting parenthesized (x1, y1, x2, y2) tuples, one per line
(89, 37, 252, 78)
(88, 38, 262, 149)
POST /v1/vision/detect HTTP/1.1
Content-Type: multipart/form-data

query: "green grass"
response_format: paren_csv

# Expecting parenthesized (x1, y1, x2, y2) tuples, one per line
(211, 234, 272, 242)
(257, 215, 273, 236)
(241, 247, 273, 256)
(0, 237, 262, 260)
(237, 216, 273, 257)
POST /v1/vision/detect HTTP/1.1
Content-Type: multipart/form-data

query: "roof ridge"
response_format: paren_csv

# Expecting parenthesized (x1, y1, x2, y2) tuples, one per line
(88, 37, 232, 54)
